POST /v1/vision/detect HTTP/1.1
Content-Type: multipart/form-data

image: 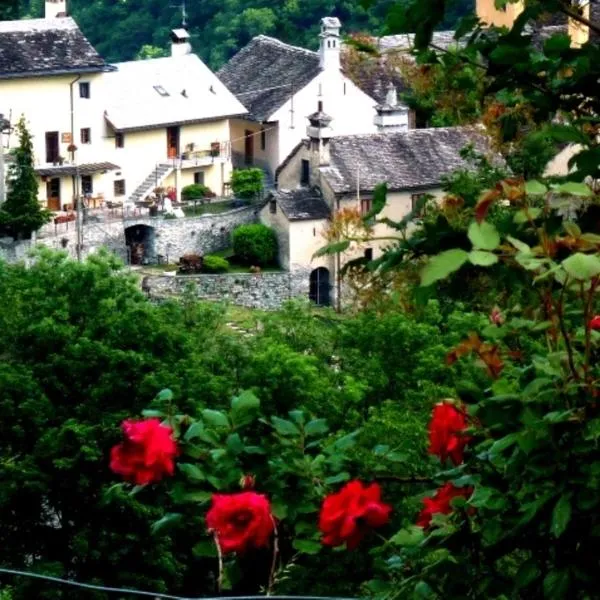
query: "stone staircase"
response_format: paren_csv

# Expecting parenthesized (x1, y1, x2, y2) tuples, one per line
(128, 162, 173, 204)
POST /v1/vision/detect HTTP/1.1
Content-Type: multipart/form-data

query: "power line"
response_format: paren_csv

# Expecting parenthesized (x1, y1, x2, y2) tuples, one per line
(0, 567, 355, 600)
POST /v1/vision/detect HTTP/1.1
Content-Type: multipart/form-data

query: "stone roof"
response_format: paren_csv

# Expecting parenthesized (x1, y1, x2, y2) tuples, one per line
(217, 35, 321, 122)
(35, 162, 120, 177)
(377, 31, 464, 53)
(0, 17, 108, 79)
(273, 188, 331, 221)
(104, 54, 247, 131)
(322, 127, 493, 194)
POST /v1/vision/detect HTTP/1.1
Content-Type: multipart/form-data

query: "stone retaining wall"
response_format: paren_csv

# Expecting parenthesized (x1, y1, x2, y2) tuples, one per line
(144, 272, 303, 310)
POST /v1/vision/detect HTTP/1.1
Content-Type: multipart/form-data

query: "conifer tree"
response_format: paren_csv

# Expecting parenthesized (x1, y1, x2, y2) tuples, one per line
(0, 117, 50, 239)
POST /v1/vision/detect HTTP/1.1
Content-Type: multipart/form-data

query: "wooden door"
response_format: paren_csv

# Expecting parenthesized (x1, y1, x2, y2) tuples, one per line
(45, 131, 59, 164)
(244, 130, 254, 165)
(46, 178, 60, 211)
(166, 126, 180, 159)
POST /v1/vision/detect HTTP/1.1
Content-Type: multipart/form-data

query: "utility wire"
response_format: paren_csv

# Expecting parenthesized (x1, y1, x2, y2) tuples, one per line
(0, 567, 355, 600)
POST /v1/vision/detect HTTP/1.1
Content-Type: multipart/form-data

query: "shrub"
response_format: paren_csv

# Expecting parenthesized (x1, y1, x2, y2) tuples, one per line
(232, 224, 278, 266)
(231, 168, 264, 199)
(182, 184, 211, 200)
(202, 255, 229, 273)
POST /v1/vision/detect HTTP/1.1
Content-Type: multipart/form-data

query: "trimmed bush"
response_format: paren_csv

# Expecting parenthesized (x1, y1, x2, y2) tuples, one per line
(202, 255, 230, 273)
(231, 168, 264, 199)
(232, 224, 278, 266)
(182, 184, 211, 200)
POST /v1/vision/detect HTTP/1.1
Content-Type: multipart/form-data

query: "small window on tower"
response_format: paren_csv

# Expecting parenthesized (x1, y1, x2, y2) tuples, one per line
(301, 159, 310, 185)
(269, 199, 277, 214)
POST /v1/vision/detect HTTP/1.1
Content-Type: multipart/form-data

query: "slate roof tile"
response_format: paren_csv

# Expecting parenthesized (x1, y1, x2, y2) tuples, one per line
(0, 17, 107, 79)
(322, 127, 494, 194)
(273, 187, 331, 221)
(217, 35, 321, 122)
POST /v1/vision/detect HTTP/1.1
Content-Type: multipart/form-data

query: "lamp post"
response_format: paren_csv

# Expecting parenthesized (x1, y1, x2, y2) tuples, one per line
(0, 113, 12, 205)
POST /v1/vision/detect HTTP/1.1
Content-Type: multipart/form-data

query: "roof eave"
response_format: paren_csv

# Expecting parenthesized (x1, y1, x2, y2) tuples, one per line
(0, 65, 109, 80)
(106, 112, 249, 133)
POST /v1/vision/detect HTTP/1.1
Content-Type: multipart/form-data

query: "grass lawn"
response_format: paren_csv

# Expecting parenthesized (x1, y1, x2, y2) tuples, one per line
(183, 201, 243, 217)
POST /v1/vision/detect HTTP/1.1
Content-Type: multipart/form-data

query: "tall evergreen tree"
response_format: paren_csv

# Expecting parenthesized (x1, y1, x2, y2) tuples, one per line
(0, 117, 50, 240)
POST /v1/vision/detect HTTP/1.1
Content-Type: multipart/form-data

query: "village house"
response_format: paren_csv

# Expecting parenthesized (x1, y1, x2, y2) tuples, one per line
(0, 0, 247, 212)
(261, 104, 491, 307)
(217, 17, 410, 182)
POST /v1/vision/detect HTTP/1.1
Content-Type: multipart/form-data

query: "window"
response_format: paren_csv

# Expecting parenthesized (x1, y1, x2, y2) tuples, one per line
(79, 82, 90, 98)
(260, 128, 266, 151)
(411, 193, 426, 217)
(301, 159, 310, 185)
(364, 248, 373, 261)
(269, 199, 277, 214)
(114, 179, 126, 196)
(80, 127, 91, 144)
(81, 175, 93, 195)
(115, 132, 124, 148)
(193, 171, 205, 185)
(360, 197, 373, 215)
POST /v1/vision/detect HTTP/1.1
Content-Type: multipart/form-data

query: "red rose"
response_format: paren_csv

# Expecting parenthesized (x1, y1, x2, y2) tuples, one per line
(428, 401, 471, 465)
(110, 418, 177, 485)
(319, 480, 391, 549)
(416, 483, 473, 529)
(206, 492, 274, 554)
(590, 316, 600, 330)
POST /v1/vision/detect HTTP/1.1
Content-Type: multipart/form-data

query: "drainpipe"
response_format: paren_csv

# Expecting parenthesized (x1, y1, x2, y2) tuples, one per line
(69, 75, 82, 261)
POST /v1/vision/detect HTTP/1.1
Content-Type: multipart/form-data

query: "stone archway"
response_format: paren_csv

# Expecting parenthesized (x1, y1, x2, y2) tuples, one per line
(125, 224, 156, 265)
(309, 267, 330, 306)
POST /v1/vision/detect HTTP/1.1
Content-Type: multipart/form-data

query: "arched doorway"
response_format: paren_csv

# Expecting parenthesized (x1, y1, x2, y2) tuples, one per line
(309, 267, 330, 306)
(125, 225, 156, 265)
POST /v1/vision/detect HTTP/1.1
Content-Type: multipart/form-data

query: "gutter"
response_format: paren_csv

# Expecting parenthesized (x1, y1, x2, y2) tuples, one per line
(0, 65, 115, 81)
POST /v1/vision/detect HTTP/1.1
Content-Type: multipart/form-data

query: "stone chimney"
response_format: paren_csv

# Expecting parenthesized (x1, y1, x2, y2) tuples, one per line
(319, 17, 342, 71)
(45, 0, 67, 18)
(374, 83, 409, 133)
(307, 101, 333, 186)
(170, 28, 192, 57)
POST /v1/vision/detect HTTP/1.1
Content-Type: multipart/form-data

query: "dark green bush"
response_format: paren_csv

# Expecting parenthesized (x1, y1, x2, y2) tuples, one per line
(231, 168, 263, 199)
(202, 255, 229, 273)
(181, 184, 211, 200)
(232, 224, 278, 266)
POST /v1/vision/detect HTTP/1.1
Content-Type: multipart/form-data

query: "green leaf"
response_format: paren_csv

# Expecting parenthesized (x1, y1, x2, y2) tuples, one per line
(514, 208, 542, 224)
(420, 249, 469, 286)
(230, 390, 260, 427)
(271, 501, 288, 520)
(288, 410, 305, 425)
(328, 429, 360, 452)
(141, 409, 164, 418)
(563, 222, 581, 238)
(193, 540, 217, 558)
(292, 539, 322, 555)
(515, 558, 540, 589)
(271, 416, 300, 436)
(201, 409, 230, 429)
(324, 472, 350, 485)
(313, 240, 350, 259)
(363, 182, 387, 220)
(304, 418, 329, 437)
(562, 253, 600, 281)
(156, 389, 174, 402)
(506, 235, 531, 254)
(551, 494, 571, 538)
(468, 250, 499, 267)
(556, 181, 592, 197)
(184, 421, 204, 441)
(226, 432, 244, 455)
(151, 512, 182, 535)
(543, 569, 569, 599)
(178, 463, 205, 481)
(468, 221, 500, 251)
(390, 526, 425, 547)
(525, 180, 547, 195)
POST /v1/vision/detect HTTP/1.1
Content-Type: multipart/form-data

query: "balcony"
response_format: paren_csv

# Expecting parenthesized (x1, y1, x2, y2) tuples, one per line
(177, 144, 229, 169)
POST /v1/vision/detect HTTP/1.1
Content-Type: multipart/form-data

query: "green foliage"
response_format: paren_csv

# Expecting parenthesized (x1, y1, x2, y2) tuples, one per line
(232, 223, 278, 266)
(0, 117, 50, 239)
(181, 183, 211, 200)
(202, 254, 230, 273)
(230, 168, 263, 200)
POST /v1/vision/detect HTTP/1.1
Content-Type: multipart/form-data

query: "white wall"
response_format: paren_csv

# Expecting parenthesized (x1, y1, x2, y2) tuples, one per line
(269, 70, 378, 167)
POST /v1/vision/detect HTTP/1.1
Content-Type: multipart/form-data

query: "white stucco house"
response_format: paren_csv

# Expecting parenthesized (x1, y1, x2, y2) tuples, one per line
(0, 0, 247, 212)
(217, 17, 410, 181)
(261, 107, 493, 307)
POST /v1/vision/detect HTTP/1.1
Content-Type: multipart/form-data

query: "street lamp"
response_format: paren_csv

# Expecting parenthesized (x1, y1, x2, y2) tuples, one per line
(0, 113, 13, 204)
